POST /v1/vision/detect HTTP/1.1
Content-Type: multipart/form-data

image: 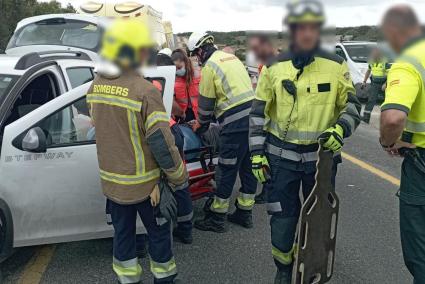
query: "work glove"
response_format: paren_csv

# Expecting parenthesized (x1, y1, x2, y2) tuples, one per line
(251, 155, 271, 183)
(155, 178, 178, 223)
(318, 124, 344, 153)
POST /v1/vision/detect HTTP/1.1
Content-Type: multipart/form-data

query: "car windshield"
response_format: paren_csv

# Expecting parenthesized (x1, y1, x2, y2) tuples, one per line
(0, 75, 18, 102)
(344, 44, 376, 63)
(7, 18, 101, 51)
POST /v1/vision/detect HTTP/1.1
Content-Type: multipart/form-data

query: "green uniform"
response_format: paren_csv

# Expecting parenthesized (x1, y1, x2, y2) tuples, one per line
(363, 59, 391, 123)
(382, 36, 425, 283)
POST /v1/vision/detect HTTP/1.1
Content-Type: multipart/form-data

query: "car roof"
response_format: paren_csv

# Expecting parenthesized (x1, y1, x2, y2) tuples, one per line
(0, 51, 93, 76)
(15, 13, 111, 31)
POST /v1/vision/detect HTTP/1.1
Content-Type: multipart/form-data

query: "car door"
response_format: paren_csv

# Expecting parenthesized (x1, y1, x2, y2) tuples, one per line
(0, 66, 176, 247)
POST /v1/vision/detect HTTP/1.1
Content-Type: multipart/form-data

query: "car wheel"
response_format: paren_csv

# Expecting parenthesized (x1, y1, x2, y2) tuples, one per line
(0, 200, 13, 263)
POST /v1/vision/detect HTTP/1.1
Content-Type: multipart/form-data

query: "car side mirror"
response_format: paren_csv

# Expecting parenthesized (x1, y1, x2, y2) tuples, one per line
(21, 127, 47, 153)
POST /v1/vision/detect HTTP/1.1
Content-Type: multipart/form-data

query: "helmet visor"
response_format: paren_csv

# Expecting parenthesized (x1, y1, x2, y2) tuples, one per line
(290, 1, 323, 17)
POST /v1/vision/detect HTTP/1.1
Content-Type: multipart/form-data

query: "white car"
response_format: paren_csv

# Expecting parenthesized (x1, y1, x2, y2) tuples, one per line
(5, 14, 110, 61)
(0, 51, 176, 261)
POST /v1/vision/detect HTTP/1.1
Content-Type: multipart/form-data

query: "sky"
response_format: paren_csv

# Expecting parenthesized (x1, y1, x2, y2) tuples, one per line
(55, 0, 425, 33)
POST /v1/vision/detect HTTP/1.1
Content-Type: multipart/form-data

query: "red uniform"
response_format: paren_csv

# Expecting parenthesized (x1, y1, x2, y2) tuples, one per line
(174, 76, 200, 119)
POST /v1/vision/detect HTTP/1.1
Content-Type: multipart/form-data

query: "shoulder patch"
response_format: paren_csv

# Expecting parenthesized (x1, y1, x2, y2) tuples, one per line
(266, 51, 293, 68)
(315, 49, 344, 64)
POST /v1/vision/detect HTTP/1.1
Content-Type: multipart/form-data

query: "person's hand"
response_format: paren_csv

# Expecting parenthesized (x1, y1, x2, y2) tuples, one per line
(191, 120, 201, 132)
(318, 124, 344, 153)
(150, 184, 160, 207)
(361, 82, 366, 90)
(382, 140, 416, 157)
(381, 83, 387, 92)
(251, 155, 270, 183)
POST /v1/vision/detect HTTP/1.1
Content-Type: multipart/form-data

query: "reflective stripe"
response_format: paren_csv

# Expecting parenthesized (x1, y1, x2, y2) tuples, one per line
(167, 161, 185, 180)
(150, 257, 177, 279)
(269, 121, 321, 141)
(128, 110, 144, 174)
(113, 257, 142, 284)
(217, 90, 254, 111)
(211, 196, 230, 213)
(406, 120, 425, 133)
(177, 211, 193, 223)
(106, 213, 112, 225)
(400, 55, 425, 87)
(250, 116, 265, 126)
(100, 168, 160, 185)
(87, 93, 142, 111)
(198, 108, 214, 116)
(267, 202, 282, 213)
(218, 157, 238, 165)
(249, 136, 266, 147)
(145, 111, 169, 131)
(206, 60, 233, 102)
(272, 246, 294, 265)
(156, 217, 168, 226)
(221, 108, 251, 126)
(265, 143, 318, 163)
(237, 193, 256, 210)
(340, 113, 356, 131)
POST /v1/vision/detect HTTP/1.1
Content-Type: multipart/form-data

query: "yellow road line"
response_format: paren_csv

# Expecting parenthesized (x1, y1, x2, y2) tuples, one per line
(342, 152, 400, 186)
(18, 245, 56, 284)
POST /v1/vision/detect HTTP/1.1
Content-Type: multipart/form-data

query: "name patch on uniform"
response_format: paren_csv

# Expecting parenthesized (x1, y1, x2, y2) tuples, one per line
(93, 84, 129, 97)
(318, 83, 331, 92)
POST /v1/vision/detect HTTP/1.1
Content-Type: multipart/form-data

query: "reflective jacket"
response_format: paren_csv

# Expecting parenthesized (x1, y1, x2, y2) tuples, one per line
(382, 36, 425, 148)
(174, 75, 200, 119)
(249, 49, 361, 160)
(87, 71, 188, 204)
(197, 50, 255, 130)
(369, 60, 391, 83)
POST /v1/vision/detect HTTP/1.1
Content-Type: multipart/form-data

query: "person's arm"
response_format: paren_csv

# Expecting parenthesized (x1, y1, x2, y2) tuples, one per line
(249, 65, 273, 155)
(335, 61, 361, 138)
(362, 65, 372, 88)
(196, 66, 216, 134)
(142, 86, 188, 189)
(380, 63, 419, 153)
(171, 99, 185, 120)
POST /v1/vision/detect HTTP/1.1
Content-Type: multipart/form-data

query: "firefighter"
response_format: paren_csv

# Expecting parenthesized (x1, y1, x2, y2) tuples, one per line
(249, 1, 361, 283)
(361, 47, 391, 124)
(188, 32, 258, 232)
(87, 19, 188, 284)
(380, 6, 425, 283)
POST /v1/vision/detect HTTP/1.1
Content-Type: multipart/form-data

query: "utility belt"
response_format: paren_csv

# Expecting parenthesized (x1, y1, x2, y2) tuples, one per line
(401, 131, 425, 174)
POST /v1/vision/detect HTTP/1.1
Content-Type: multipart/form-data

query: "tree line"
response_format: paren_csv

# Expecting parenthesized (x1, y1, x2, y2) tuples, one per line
(0, 0, 75, 51)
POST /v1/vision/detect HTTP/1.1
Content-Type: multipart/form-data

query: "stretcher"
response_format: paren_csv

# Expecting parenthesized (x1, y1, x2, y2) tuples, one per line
(179, 124, 218, 201)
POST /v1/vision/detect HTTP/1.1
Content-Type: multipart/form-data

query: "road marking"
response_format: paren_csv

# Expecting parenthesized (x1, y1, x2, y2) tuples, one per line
(342, 152, 400, 186)
(18, 245, 56, 284)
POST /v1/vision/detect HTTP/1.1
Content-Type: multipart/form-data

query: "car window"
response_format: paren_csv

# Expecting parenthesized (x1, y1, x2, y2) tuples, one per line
(34, 77, 166, 148)
(7, 19, 101, 51)
(343, 44, 375, 63)
(335, 47, 347, 61)
(67, 68, 94, 88)
(35, 96, 94, 148)
(0, 75, 18, 102)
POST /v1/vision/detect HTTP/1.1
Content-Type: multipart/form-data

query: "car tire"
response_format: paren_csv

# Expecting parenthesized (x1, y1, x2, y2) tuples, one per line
(0, 199, 13, 263)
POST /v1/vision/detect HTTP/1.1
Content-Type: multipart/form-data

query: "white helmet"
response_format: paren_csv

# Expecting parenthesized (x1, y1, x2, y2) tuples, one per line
(158, 48, 172, 57)
(187, 32, 214, 54)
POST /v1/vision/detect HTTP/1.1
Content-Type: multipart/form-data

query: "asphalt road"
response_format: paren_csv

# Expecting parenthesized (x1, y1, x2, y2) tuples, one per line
(1, 108, 412, 284)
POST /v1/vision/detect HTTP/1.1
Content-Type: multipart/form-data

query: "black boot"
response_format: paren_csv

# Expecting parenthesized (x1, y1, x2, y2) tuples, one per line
(274, 269, 292, 284)
(255, 189, 267, 204)
(194, 211, 228, 233)
(173, 229, 193, 244)
(227, 208, 253, 228)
